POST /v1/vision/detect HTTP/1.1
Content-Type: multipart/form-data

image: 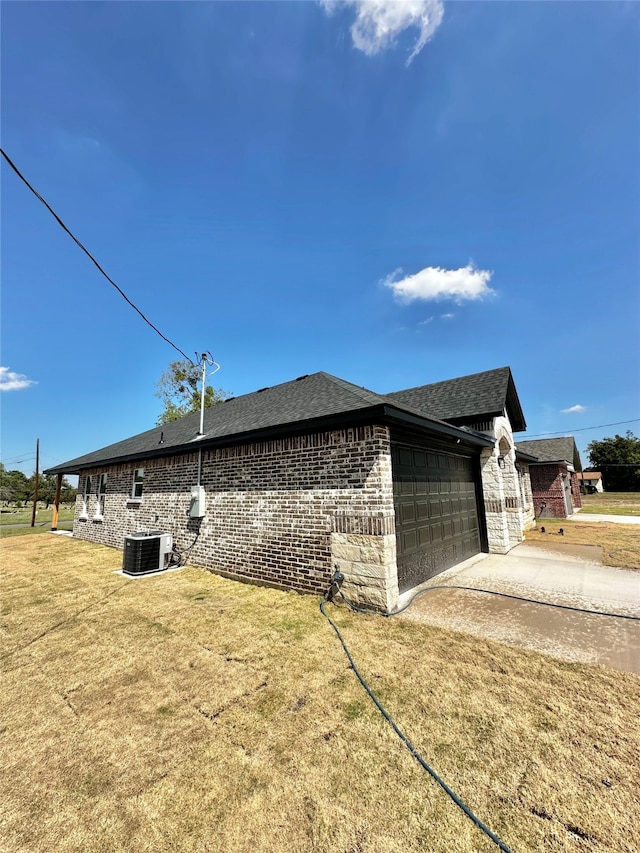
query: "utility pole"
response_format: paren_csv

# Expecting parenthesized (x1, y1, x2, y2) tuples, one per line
(30, 438, 39, 527)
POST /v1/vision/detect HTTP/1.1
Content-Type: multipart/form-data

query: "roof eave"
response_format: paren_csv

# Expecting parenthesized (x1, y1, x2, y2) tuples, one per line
(515, 449, 539, 462)
(382, 406, 494, 448)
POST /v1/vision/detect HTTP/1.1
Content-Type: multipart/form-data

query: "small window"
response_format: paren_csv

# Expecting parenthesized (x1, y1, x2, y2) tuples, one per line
(131, 468, 144, 500)
(95, 473, 107, 519)
(80, 475, 93, 519)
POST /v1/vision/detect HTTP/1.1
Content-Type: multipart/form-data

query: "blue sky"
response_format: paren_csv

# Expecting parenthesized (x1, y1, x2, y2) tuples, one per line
(2, 0, 639, 478)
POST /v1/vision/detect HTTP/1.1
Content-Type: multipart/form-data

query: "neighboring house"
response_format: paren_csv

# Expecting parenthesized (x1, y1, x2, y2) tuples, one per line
(516, 437, 583, 518)
(577, 472, 604, 493)
(45, 367, 534, 611)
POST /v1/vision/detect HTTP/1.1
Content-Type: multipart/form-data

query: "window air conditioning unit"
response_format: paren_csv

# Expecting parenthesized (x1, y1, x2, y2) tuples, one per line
(123, 531, 173, 576)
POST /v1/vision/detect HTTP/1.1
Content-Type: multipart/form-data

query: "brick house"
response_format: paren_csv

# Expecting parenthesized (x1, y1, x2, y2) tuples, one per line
(516, 437, 583, 519)
(46, 367, 534, 611)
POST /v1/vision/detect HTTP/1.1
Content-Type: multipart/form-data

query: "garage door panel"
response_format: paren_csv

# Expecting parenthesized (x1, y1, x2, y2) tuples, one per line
(402, 530, 417, 551)
(401, 502, 416, 523)
(399, 478, 414, 496)
(416, 501, 429, 521)
(412, 450, 427, 468)
(417, 529, 430, 548)
(397, 448, 410, 465)
(393, 443, 482, 592)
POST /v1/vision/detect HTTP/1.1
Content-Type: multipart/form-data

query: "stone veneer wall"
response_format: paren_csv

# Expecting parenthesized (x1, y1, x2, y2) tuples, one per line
(74, 425, 397, 606)
(479, 414, 525, 554)
(517, 464, 536, 530)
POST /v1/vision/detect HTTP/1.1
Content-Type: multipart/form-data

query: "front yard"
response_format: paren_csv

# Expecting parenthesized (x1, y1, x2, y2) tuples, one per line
(2, 535, 639, 852)
(525, 517, 640, 570)
(579, 491, 640, 517)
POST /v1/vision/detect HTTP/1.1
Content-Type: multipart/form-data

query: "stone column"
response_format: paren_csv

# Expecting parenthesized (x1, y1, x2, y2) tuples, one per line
(480, 447, 511, 554)
(330, 520, 398, 612)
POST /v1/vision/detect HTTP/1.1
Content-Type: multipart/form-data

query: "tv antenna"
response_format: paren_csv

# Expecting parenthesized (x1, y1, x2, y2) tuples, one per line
(196, 351, 220, 436)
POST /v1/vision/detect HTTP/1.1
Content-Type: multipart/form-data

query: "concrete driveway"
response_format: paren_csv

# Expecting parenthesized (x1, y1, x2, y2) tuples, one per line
(399, 543, 640, 675)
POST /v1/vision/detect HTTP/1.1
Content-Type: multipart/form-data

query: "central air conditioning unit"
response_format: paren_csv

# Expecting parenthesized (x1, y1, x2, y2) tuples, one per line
(123, 531, 173, 576)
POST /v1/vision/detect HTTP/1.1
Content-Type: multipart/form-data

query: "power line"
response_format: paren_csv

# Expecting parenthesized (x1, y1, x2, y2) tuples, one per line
(523, 418, 639, 438)
(1, 148, 194, 365)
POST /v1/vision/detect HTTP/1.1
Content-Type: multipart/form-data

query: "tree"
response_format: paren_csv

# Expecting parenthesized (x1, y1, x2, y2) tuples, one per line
(0, 463, 12, 503)
(586, 431, 640, 492)
(28, 473, 60, 508)
(61, 480, 78, 505)
(0, 465, 30, 504)
(155, 359, 231, 425)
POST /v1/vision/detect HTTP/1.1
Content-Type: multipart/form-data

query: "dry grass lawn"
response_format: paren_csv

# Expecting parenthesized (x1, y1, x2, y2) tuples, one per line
(525, 518, 640, 570)
(2, 535, 640, 853)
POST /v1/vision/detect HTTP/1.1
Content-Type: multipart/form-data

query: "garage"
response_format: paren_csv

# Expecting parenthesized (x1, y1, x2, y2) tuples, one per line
(392, 442, 484, 592)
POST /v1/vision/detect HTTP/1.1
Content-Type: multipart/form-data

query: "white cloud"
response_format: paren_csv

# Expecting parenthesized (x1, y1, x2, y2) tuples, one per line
(441, 313, 455, 320)
(0, 367, 37, 392)
(561, 404, 587, 414)
(321, 0, 444, 64)
(418, 317, 434, 325)
(383, 263, 495, 304)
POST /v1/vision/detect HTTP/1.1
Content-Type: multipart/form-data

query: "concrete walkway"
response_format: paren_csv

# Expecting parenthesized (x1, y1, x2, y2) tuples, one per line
(569, 511, 640, 524)
(400, 544, 640, 675)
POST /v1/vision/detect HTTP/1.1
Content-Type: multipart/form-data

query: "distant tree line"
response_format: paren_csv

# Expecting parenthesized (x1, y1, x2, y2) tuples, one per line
(0, 464, 77, 507)
(586, 431, 640, 492)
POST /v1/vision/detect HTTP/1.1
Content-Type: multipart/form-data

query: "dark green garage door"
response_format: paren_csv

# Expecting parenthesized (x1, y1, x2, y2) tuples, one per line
(392, 443, 482, 593)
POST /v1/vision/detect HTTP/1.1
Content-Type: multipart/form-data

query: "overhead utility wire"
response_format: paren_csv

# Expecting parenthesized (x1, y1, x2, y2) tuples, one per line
(523, 418, 639, 438)
(0, 149, 194, 365)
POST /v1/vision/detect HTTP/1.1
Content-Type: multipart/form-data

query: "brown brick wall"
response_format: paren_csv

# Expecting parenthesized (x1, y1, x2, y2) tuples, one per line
(570, 471, 582, 510)
(74, 425, 394, 595)
(530, 464, 580, 518)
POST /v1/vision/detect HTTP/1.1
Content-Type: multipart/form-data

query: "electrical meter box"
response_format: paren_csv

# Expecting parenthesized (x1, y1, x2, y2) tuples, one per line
(189, 485, 206, 518)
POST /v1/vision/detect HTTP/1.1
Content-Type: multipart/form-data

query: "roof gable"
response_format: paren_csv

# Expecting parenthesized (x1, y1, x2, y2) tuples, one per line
(386, 367, 526, 432)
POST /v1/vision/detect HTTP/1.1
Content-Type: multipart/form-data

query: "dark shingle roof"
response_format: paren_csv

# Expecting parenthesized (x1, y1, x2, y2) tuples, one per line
(45, 371, 492, 475)
(386, 366, 526, 432)
(517, 437, 582, 470)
